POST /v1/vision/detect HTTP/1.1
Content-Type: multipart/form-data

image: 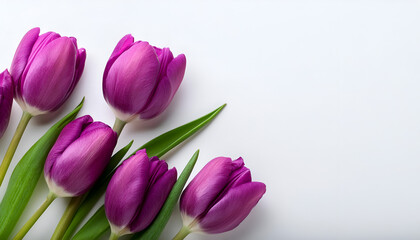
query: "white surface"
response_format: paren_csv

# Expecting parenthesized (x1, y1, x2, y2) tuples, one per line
(1, 1, 420, 239)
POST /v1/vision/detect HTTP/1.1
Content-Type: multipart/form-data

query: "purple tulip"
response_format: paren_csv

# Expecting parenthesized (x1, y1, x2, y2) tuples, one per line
(179, 157, 266, 235)
(0, 70, 13, 138)
(103, 34, 186, 122)
(10, 27, 86, 116)
(44, 115, 117, 197)
(105, 149, 177, 237)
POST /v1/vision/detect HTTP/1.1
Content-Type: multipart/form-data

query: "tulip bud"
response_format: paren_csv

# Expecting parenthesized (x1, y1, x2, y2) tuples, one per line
(44, 115, 117, 197)
(0, 70, 13, 138)
(10, 27, 86, 116)
(105, 149, 177, 237)
(178, 157, 266, 235)
(103, 34, 186, 122)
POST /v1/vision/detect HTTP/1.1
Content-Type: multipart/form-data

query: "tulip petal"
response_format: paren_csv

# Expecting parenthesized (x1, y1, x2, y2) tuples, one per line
(156, 48, 174, 82)
(105, 150, 150, 229)
(0, 70, 13, 138)
(44, 115, 93, 178)
(167, 54, 186, 99)
(10, 27, 40, 97)
(104, 41, 159, 116)
(27, 32, 61, 67)
(140, 54, 186, 119)
(198, 182, 266, 234)
(180, 157, 233, 218)
(103, 34, 135, 83)
(49, 122, 117, 196)
(21, 37, 78, 113)
(129, 168, 177, 232)
(74, 48, 87, 84)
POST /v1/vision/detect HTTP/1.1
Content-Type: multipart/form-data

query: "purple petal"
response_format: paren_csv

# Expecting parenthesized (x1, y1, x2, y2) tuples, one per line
(105, 150, 150, 229)
(48, 121, 117, 196)
(60, 48, 86, 108)
(156, 48, 174, 82)
(129, 167, 177, 232)
(26, 32, 61, 68)
(103, 34, 135, 84)
(74, 48, 87, 84)
(166, 54, 186, 99)
(44, 115, 93, 178)
(140, 54, 186, 119)
(21, 37, 78, 113)
(199, 182, 266, 234)
(103, 41, 159, 116)
(180, 157, 233, 218)
(10, 27, 40, 98)
(0, 70, 13, 138)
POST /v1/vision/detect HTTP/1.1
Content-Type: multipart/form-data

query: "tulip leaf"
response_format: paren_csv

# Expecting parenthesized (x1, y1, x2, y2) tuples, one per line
(71, 206, 109, 240)
(133, 150, 199, 240)
(67, 104, 225, 240)
(73, 150, 199, 240)
(0, 98, 84, 239)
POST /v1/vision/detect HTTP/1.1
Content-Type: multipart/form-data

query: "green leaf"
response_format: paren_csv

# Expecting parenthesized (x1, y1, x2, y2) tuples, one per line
(73, 150, 199, 240)
(67, 104, 225, 240)
(0, 99, 85, 239)
(71, 206, 109, 240)
(141, 104, 225, 158)
(134, 150, 199, 240)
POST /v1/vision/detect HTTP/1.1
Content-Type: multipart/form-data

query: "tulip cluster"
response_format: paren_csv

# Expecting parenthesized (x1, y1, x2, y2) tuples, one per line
(0, 27, 266, 240)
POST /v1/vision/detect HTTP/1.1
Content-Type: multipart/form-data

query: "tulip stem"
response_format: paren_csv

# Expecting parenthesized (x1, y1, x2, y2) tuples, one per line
(112, 118, 126, 136)
(173, 226, 191, 240)
(13, 192, 56, 240)
(109, 232, 119, 240)
(0, 111, 32, 186)
(50, 195, 84, 240)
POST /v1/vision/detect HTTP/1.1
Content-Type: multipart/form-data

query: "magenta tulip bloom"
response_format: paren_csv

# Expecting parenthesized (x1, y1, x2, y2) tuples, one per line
(44, 115, 117, 197)
(105, 149, 177, 238)
(0, 70, 13, 138)
(177, 157, 266, 238)
(103, 34, 186, 122)
(10, 27, 86, 116)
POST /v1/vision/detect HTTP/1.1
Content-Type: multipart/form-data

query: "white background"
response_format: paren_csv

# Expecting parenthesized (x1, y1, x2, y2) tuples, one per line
(1, 0, 420, 239)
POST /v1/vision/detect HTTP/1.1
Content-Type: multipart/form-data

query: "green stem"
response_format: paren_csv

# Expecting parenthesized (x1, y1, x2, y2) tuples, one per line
(0, 111, 32, 186)
(172, 226, 191, 240)
(13, 192, 56, 240)
(50, 196, 84, 240)
(112, 118, 126, 137)
(109, 232, 119, 240)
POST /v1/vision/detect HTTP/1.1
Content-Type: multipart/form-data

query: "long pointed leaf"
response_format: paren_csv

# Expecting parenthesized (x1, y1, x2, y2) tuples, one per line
(65, 104, 225, 239)
(0, 99, 85, 239)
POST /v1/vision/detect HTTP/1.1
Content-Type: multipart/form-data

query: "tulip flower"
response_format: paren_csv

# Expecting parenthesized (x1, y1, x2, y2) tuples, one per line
(13, 116, 117, 240)
(0, 70, 13, 138)
(105, 149, 177, 240)
(0, 28, 86, 186)
(173, 157, 266, 240)
(103, 34, 186, 135)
